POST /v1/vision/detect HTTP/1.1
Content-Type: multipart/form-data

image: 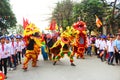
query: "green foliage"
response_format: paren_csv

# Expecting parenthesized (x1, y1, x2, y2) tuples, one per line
(52, 0, 73, 30)
(0, 0, 17, 33)
(52, 0, 120, 34)
(73, 0, 105, 33)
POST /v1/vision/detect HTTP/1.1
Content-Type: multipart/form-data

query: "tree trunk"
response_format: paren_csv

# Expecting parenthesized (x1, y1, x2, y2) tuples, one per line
(110, 0, 117, 34)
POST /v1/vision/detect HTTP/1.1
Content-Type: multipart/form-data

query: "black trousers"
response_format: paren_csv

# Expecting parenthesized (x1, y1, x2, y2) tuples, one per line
(0, 58, 8, 75)
(11, 54, 17, 67)
(22, 48, 26, 57)
(16, 51, 22, 64)
(7, 56, 12, 68)
(95, 47, 99, 55)
(115, 52, 120, 64)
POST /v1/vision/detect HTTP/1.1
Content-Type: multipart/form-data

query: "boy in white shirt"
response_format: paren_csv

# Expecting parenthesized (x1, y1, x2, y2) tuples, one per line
(5, 36, 13, 70)
(20, 38, 26, 58)
(9, 35, 17, 70)
(16, 35, 22, 64)
(106, 35, 115, 65)
(99, 35, 107, 61)
(0, 36, 9, 79)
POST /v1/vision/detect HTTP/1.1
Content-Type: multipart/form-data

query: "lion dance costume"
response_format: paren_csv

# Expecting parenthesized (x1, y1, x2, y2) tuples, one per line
(22, 23, 42, 71)
(51, 27, 77, 66)
(72, 21, 87, 59)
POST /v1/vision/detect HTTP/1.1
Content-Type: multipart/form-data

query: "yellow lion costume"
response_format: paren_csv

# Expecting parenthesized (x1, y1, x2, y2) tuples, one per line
(22, 23, 42, 71)
(51, 26, 77, 66)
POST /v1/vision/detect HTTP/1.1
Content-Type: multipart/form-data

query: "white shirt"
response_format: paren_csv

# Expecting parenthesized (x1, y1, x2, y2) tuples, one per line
(16, 41, 22, 52)
(9, 41, 17, 55)
(99, 40, 107, 50)
(20, 40, 26, 49)
(87, 37, 91, 47)
(0, 43, 9, 59)
(95, 39, 100, 48)
(107, 40, 114, 52)
(5, 43, 11, 57)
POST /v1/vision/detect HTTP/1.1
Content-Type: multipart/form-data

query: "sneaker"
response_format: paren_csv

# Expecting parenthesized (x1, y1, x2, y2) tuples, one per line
(13, 67, 16, 70)
(71, 63, 76, 66)
(9, 68, 13, 71)
(53, 61, 56, 65)
(110, 63, 115, 66)
(20, 62, 22, 64)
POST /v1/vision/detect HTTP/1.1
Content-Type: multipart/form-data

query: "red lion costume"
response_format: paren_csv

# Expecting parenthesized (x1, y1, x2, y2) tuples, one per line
(73, 21, 87, 59)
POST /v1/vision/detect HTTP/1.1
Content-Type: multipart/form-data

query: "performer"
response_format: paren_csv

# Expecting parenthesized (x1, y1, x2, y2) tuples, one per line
(22, 23, 42, 71)
(73, 21, 87, 59)
(52, 27, 76, 66)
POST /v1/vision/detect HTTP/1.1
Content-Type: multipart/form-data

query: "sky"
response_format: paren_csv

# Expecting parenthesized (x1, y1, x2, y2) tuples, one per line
(10, 0, 118, 31)
(10, 0, 81, 31)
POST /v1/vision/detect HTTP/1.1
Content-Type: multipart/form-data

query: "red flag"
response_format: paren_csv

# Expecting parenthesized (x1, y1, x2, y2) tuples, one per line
(23, 18, 29, 29)
(23, 18, 26, 29)
(25, 18, 29, 26)
(49, 19, 56, 30)
(95, 15, 102, 28)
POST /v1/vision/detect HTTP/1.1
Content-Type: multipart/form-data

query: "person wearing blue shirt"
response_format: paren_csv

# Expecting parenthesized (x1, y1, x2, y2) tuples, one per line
(114, 33, 120, 65)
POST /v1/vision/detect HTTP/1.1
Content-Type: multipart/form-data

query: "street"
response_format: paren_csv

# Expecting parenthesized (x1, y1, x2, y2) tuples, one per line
(7, 55, 120, 80)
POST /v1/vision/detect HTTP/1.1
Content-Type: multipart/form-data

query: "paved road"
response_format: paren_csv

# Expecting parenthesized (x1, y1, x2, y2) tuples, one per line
(7, 55, 120, 80)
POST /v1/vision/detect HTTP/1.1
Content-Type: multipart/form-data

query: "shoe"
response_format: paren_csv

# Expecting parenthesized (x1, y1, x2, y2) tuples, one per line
(53, 61, 56, 65)
(20, 62, 22, 64)
(110, 63, 115, 66)
(13, 67, 16, 70)
(76, 56, 79, 59)
(71, 63, 76, 66)
(9, 68, 13, 71)
(82, 57, 85, 59)
(101, 59, 104, 62)
(5, 76, 7, 79)
(108, 62, 110, 65)
(32, 65, 39, 67)
(22, 67, 27, 71)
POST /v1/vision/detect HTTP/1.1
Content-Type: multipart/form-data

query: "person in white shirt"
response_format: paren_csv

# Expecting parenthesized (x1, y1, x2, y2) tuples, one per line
(20, 37, 26, 58)
(9, 35, 17, 70)
(106, 35, 115, 65)
(5, 36, 13, 70)
(0, 36, 9, 79)
(113, 33, 120, 65)
(95, 37, 100, 55)
(86, 36, 91, 56)
(99, 35, 107, 61)
(16, 35, 22, 64)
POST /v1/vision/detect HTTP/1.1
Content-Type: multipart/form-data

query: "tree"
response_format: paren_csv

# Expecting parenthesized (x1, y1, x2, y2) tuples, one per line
(52, 0, 73, 30)
(73, 0, 105, 34)
(0, 0, 17, 35)
(101, 0, 120, 34)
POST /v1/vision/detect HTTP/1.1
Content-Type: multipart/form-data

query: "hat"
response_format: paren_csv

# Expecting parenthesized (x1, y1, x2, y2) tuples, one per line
(5, 36, 10, 40)
(101, 35, 106, 39)
(0, 35, 5, 39)
(16, 35, 21, 39)
(110, 35, 114, 38)
(10, 35, 15, 39)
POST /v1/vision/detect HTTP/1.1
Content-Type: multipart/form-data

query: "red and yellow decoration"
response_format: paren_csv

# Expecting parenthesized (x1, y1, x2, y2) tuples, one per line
(72, 21, 87, 59)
